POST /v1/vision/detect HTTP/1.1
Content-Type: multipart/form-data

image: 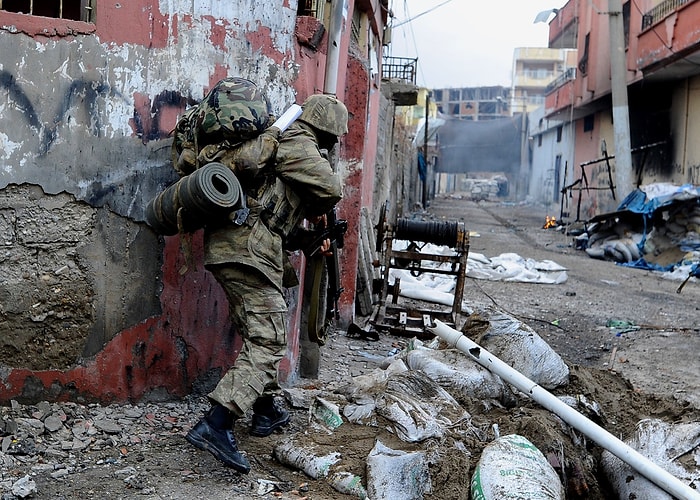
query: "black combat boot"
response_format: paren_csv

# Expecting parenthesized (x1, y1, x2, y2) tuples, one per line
(185, 404, 251, 474)
(250, 395, 290, 437)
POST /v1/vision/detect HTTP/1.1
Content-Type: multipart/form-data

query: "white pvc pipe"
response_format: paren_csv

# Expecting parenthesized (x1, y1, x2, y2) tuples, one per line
(271, 104, 302, 132)
(428, 320, 700, 500)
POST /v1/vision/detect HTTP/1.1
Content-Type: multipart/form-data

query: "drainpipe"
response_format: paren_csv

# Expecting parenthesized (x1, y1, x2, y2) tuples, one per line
(608, 0, 634, 198)
(324, 0, 346, 94)
(428, 320, 700, 500)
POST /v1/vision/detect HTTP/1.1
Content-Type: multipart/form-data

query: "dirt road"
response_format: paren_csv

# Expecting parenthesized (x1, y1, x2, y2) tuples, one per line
(429, 196, 700, 410)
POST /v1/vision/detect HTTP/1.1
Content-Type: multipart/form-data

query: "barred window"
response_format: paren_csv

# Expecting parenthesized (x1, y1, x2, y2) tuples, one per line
(0, 0, 94, 23)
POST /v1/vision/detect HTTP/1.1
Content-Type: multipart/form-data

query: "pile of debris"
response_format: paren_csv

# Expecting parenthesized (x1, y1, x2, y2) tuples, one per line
(279, 308, 700, 499)
(578, 184, 700, 278)
(452, 175, 508, 201)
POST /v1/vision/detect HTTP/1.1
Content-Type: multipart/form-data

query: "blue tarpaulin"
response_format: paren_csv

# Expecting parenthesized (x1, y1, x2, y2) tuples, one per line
(612, 184, 700, 271)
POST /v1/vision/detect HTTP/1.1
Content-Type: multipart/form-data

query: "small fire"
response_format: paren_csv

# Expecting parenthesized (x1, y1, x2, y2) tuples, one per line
(543, 216, 557, 229)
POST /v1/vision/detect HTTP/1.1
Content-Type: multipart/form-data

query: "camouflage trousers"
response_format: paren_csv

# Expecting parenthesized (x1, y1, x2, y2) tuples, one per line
(205, 264, 288, 418)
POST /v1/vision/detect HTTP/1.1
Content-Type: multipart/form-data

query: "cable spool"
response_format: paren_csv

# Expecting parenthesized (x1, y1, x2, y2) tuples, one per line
(394, 219, 468, 250)
(145, 162, 243, 235)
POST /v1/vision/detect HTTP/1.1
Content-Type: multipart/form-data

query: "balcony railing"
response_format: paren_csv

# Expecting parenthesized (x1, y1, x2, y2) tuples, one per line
(381, 56, 417, 84)
(545, 67, 577, 95)
(641, 0, 691, 30)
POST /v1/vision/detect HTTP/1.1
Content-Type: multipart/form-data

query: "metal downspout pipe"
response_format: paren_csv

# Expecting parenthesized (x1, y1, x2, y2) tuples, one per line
(324, 0, 347, 95)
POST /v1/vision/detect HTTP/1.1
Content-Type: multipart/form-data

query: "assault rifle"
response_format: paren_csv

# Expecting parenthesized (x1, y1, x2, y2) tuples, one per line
(319, 209, 346, 321)
(301, 209, 346, 323)
(290, 209, 347, 344)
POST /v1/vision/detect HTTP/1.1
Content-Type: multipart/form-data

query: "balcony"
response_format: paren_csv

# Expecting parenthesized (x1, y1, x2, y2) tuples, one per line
(544, 77, 575, 119)
(548, 0, 578, 49)
(637, 0, 700, 80)
(381, 56, 417, 84)
(381, 56, 419, 106)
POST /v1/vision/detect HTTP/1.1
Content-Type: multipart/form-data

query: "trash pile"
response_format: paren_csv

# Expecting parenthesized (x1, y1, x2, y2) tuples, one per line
(579, 183, 700, 282)
(456, 175, 509, 201)
(276, 308, 700, 499)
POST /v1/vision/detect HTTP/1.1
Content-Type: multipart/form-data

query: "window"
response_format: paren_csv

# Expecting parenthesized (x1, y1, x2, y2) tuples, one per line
(556, 126, 563, 142)
(1, 0, 93, 22)
(583, 115, 594, 132)
(297, 0, 320, 17)
(578, 34, 590, 75)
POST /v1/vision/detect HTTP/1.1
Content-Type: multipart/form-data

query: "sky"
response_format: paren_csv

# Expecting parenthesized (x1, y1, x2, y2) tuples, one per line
(387, 0, 570, 89)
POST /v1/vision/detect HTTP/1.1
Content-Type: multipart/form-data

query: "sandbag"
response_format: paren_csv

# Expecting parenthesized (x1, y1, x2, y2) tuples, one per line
(601, 418, 700, 499)
(476, 311, 569, 389)
(404, 347, 517, 408)
(471, 434, 565, 500)
(366, 440, 431, 500)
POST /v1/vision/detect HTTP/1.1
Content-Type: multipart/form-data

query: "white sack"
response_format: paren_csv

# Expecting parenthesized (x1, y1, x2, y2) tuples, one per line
(366, 440, 432, 500)
(404, 347, 516, 408)
(601, 418, 700, 499)
(478, 311, 569, 389)
(471, 434, 565, 500)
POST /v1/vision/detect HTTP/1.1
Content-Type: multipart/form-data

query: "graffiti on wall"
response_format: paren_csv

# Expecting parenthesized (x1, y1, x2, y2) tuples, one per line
(1, 69, 193, 156)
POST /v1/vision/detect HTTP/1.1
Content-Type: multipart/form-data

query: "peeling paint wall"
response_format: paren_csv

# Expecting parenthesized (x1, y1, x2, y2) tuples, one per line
(0, 1, 384, 403)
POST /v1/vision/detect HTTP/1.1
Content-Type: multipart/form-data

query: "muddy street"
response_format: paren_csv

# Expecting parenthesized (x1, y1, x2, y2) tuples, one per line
(428, 196, 700, 410)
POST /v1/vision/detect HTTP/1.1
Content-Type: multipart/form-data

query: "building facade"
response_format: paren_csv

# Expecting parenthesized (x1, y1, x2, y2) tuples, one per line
(432, 86, 511, 121)
(0, 1, 392, 403)
(545, 0, 700, 219)
(511, 47, 578, 115)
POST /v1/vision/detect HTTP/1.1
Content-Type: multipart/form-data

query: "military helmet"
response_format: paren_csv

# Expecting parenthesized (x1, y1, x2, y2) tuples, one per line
(298, 94, 349, 137)
(194, 77, 272, 144)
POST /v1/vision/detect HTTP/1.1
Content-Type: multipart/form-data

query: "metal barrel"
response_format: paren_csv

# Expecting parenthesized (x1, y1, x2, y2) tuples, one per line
(145, 162, 242, 235)
(394, 218, 468, 250)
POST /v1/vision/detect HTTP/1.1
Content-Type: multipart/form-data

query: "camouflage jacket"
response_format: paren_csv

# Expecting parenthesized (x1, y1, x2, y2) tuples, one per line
(203, 121, 343, 290)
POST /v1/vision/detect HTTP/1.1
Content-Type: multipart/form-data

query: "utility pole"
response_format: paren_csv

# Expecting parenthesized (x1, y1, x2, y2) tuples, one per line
(608, 0, 633, 198)
(422, 91, 430, 209)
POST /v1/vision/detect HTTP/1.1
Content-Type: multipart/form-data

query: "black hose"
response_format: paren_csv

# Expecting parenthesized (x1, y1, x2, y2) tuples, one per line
(395, 219, 461, 247)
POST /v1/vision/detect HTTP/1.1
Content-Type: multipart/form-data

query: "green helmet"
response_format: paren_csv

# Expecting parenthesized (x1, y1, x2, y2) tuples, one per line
(298, 94, 349, 137)
(194, 77, 272, 145)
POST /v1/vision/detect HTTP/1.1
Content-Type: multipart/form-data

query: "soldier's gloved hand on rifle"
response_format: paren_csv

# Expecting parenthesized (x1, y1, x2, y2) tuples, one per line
(284, 214, 332, 257)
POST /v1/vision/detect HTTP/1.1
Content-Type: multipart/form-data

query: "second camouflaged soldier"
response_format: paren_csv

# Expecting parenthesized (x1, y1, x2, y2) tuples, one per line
(185, 89, 349, 473)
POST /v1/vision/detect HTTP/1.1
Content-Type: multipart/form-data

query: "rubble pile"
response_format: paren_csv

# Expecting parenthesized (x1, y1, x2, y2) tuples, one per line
(456, 175, 508, 201)
(580, 184, 700, 274)
(0, 398, 208, 497)
(0, 307, 698, 499)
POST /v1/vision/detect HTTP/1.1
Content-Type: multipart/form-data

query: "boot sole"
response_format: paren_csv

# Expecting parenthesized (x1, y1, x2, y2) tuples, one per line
(185, 430, 251, 474)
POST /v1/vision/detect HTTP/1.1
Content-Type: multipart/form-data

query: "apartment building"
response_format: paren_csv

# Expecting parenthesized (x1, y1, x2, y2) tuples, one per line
(511, 47, 578, 114)
(431, 86, 511, 121)
(544, 0, 700, 218)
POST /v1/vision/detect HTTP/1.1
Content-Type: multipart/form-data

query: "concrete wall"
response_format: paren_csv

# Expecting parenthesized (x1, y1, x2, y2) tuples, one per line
(0, 1, 383, 403)
(671, 76, 700, 185)
(527, 108, 575, 213)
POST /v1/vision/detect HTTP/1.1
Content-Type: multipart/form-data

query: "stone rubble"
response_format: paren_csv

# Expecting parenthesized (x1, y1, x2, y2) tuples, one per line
(0, 397, 210, 498)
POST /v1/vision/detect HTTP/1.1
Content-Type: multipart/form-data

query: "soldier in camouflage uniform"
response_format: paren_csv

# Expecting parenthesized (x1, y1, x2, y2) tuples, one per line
(184, 90, 349, 474)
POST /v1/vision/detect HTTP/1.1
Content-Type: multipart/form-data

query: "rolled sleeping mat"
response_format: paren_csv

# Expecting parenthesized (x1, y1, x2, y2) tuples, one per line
(145, 162, 243, 235)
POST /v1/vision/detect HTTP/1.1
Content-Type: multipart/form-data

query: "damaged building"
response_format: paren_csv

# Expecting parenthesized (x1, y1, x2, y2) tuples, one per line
(536, 0, 700, 220)
(0, 1, 420, 403)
